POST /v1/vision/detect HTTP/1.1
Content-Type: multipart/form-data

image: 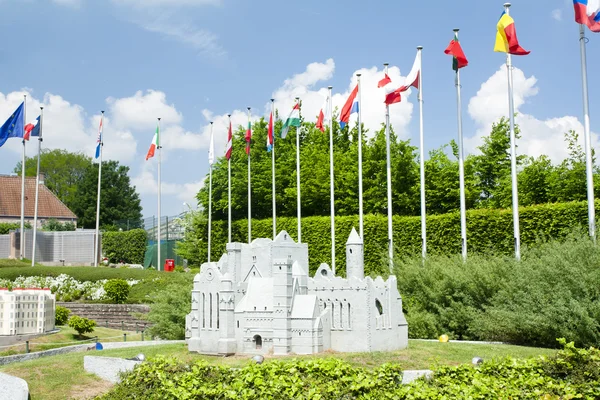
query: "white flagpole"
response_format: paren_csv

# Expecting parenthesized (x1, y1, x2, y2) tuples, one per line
(271, 99, 277, 239)
(578, 23, 596, 243)
(94, 111, 104, 267)
(295, 97, 302, 243)
(20, 94, 27, 260)
(454, 29, 468, 261)
(208, 121, 214, 263)
(328, 86, 336, 275)
(227, 114, 232, 244)
(417, 46, 427, 260)
(384, 64, 394, 273)
(357, 74, 364, 241)
(504, 3, 521, 260)
(31, 107, 43, 266)
(247, 107, 252, 244)
(157, 117, 162, 271)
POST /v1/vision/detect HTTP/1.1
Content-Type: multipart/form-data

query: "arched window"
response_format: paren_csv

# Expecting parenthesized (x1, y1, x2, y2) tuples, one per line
(331, 302, 335, 329)
(348, 303, 352, 329)
(375, 299, 384, 315)
(209, 293, 213, 329)
(253, 334, 262, 349)
(339, 302, 343, 328)
(202, 293, 205, 328)
(216, 293, 220, 329)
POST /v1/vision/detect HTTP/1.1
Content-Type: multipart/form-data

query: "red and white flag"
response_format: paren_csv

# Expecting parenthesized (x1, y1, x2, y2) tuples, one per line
(378, 73, 401, 105)
(225, 119, 233, 160)
(386, 51, 421, 105)
(316, 95, 330, 132)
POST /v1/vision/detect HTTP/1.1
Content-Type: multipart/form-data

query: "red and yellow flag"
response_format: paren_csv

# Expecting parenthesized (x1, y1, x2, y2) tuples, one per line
(494, 12, 530, 56)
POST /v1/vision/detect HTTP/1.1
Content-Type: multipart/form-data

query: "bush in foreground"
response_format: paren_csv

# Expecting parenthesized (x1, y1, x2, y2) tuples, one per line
(55, 305, 71, 325)
(99, 340, 600, 399)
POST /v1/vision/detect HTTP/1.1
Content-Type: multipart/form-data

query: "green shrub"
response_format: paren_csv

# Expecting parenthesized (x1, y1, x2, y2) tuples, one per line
(145, 274, 193, 340)
(68, 316, 96, 337)
(41, 219, 76, 231)
(102, 229, 147, 264)
(0, 222, 31, 235)
(0, 266, 157, 282)
(55, 305, 71, 325)
(104, 279, 130, 304)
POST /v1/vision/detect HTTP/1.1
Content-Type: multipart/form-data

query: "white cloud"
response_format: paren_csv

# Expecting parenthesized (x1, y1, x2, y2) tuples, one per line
(139, 20, 226, 57)
(107, 90, 182, 130)
(552, 9, 563, 21)
(466, 64, 598, 163)
(131, 165, 205, 207)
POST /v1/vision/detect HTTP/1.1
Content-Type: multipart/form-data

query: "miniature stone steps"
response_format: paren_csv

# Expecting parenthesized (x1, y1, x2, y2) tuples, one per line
(57, 303, 151, 331)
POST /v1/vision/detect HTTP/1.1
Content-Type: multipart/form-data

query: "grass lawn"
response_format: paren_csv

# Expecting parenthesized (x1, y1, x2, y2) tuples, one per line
(0, 326, 145, 357)
(0, 340, 558, 400)
(0, 259, 34, 268)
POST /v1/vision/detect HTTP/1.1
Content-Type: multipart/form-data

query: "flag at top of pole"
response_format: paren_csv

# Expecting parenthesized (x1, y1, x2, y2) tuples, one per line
(146, 124, 159, 160)
(385, 52, 421, 105)
(0, 102, 25, 148)
(245, 118, 252, 155)
(280, 102, 301, 139)
(225, 119, 233, 160)
(444, 32, 469, 71)
(95, 117, 103, 159)
(339, 85, 359, 129)
(267, 110, 274, 151)
(378, 73, 401, 105)
(494, 9, 530, 55)
(316, 95, 330, 132)
(574, 0, 600, 32)
(24, 116, 41, 141)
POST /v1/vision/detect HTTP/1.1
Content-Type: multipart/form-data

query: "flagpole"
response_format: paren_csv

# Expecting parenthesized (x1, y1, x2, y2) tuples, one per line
(578, 23, 596, 243)
(357, 74, 364, 241)
(416, 46, 427, 260)
(271, 99, 277, 239)
(208, 121, 213, 263)
(454, 29, 468, 261)
(20, 94, 27, 260)
(328, 86, 336, 275)
(383, 64, 394, 273)
(227, 114, 232, 244)
(504, 3, 521, 260)
(247, 107, 252, 244)
(295, 97, 302, 243)
(157, 117, 162, 271)
(31, 107, 43, 266)
(93, 111, 104, 267)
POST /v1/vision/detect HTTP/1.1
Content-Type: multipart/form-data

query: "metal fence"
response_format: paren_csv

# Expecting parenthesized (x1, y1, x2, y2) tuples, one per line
(0, 235, 10, 258)
(20, 230, 99, 264)
(114, 214, 186, 241)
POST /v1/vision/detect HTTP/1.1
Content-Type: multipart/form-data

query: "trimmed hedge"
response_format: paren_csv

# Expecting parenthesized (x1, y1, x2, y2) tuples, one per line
(202, 200, 596, 276)
(0, 222, 31, 235)
(102, 229, 147, 264)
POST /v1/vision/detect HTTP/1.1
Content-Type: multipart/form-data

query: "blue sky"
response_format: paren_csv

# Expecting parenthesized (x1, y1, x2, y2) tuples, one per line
(0, 0, 598, 219)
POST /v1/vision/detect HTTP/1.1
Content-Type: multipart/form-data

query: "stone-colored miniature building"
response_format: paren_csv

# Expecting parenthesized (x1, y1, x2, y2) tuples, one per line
(0, 288, 56, 336)
(186, 228, 408, 355)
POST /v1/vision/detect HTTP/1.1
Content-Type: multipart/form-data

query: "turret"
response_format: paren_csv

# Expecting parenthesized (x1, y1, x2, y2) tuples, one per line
(345, 227, 364, 279)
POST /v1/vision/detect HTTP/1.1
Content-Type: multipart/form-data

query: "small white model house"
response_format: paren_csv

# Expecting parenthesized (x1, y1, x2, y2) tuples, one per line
(186, 228, 408, 355)
(0, 288, 56, 336)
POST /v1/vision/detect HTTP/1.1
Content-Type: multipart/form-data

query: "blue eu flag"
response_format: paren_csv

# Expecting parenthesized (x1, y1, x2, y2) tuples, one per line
(0, 102, 25, 148)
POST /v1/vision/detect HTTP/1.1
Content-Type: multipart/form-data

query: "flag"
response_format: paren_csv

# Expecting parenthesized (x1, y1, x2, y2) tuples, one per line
(378, 73, 401, 105)
(0, 102, 25, 148)
(280, 102, 301, 139)
(267, 111, 274, 151)
(574, 0, 600, 32)
(385, 51, 421, 105)
(444, 32, 469, 71)
(340, 85, 359, 129)
(95, 117, 103, 159)
(208, 125, 215, 166)
(494, 11, 530, 55)
(146, 124, 159, 160)
(225, 120, 233, 160)
(245, 120, 252, 155)
(24, 115, 41, 141)
(316, 95, 330, 132)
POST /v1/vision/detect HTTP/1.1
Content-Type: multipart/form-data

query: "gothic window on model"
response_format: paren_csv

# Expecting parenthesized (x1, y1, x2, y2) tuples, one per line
(348, 303, 352, 329)
(254, 335, 262, 350)
(339, 302, 343, 328)
(375, 299, 384, 316)
(216, 293, 220, 329)
(331, 303, 335, 329)
(202, 293, 206, 328)
(209, 293, 213, 329)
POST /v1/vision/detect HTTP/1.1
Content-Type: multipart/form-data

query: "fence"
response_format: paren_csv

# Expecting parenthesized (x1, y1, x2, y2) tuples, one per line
(14, 230, 99, 265)
(0, 235, 10, 258)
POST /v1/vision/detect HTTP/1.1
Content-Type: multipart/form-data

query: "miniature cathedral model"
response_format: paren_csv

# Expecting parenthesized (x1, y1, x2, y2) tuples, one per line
(186, 228, 408, 355)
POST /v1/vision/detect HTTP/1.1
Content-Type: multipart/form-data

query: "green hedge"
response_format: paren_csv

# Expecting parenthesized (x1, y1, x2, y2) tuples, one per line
(0, 222, 31, 235)
(0, 266, 158, 282)
(203, 200, 596, 276)
(102, 229, 147, 264)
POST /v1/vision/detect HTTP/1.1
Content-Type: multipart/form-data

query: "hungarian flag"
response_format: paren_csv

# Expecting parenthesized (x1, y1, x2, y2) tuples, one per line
(280, 102, 301, 139)
(146, 124, 159, 160)
(494, 11, 530, 55)
(245, 120, 251, 155)
(225, 119, 233, 160)
(267, 111, 274, 151)
(444, 32, 469, 71)
(316, 95, 330, 132)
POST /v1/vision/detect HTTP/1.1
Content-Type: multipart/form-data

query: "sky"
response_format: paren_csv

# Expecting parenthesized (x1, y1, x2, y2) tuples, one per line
(0, 0, 598, 219)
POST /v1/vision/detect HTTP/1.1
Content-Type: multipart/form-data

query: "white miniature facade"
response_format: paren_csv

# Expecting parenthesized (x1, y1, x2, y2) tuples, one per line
(186, 228, 408, 355)
(0, 289, 56, 336)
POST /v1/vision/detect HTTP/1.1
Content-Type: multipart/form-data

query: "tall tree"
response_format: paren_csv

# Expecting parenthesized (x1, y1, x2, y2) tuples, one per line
(71, 160, 142, 228)
(14, 149, 91, 211)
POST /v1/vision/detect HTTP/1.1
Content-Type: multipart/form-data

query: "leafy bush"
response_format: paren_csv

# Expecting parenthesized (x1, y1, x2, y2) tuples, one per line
(396, 230, 600, 348)
(99, 341, 600, 399)
(55, 305, 71, 325)
(68, 316, 96, 337)
(104, 279, 130, 304)
(41, 218, 76, 231)
(102, 229, 147, 264)
(145, 274, 193, 340)
(0, 222, 31, 235)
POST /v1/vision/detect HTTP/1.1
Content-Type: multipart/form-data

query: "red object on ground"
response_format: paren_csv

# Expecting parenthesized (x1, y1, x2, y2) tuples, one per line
(164, 259, 175, 272)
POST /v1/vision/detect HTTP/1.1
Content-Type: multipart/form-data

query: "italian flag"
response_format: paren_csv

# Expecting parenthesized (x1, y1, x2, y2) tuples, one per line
(146, 124, 159, 160)
(280, 102, 301, 139)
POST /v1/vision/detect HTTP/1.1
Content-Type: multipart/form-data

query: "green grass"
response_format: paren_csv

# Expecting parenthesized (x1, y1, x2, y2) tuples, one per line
(0, 340, 557, 400)
(0, 259, 35, 268)
(0, 265, 162, 281)
(0, 326, 145, 357)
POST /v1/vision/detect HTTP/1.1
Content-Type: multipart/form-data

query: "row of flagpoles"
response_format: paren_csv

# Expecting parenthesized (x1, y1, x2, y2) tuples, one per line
(1, 3, 598, 267)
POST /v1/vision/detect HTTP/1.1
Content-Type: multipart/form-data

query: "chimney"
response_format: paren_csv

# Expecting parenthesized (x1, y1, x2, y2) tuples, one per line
(39, 173, 45, 185)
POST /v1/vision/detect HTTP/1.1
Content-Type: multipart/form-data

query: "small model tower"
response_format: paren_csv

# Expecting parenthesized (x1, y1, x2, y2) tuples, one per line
(345, 227, 364, 279)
